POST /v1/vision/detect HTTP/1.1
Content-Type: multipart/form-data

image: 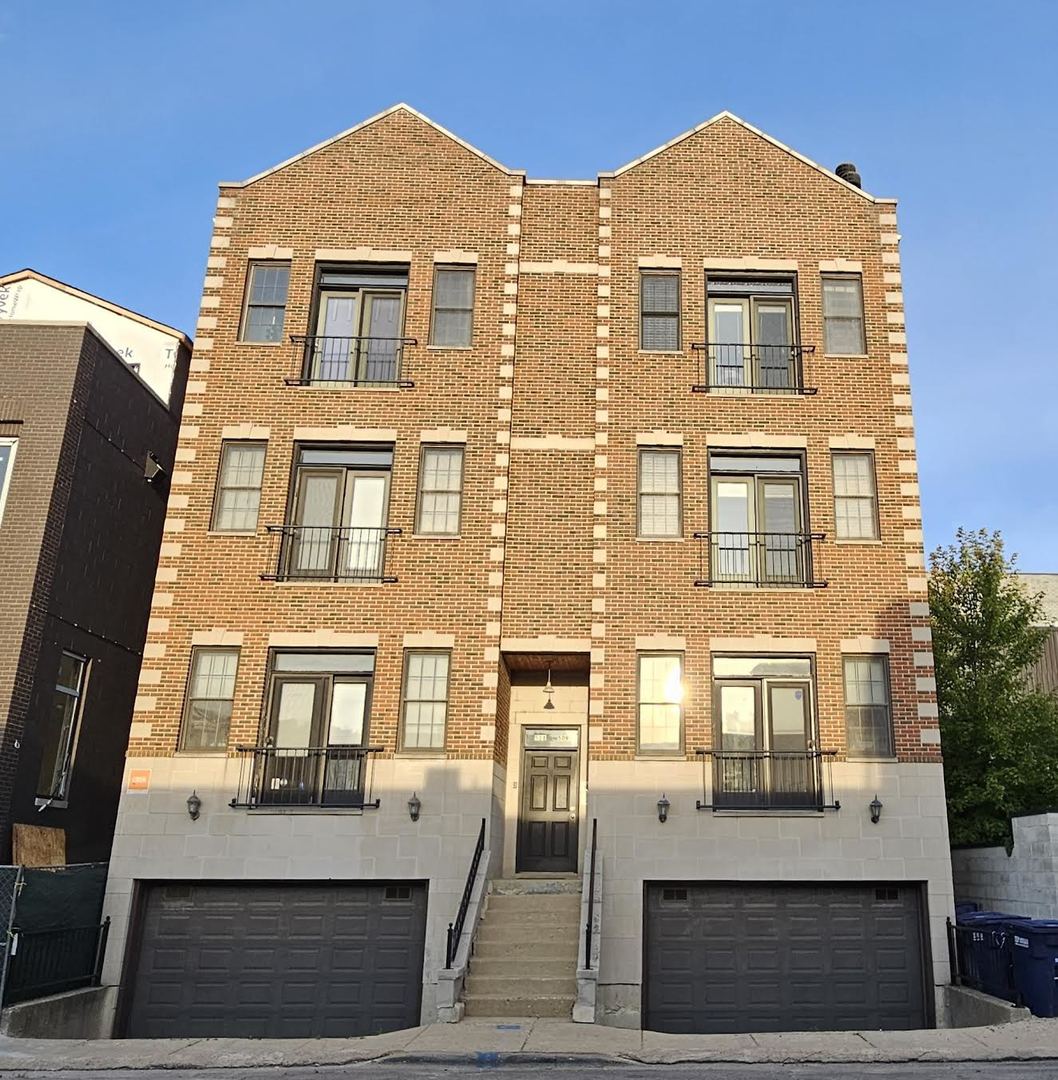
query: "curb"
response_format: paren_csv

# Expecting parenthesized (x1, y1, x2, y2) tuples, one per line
(382, 1051, 627, 1067)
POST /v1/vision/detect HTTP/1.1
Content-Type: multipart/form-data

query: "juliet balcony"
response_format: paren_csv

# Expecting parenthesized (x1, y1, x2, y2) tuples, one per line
(229, 744, 383, 810)
(695, 748, 840, 813)
(693, 530, 827, 588)
(690, 342, 816, 395)
(260, 524, 401, 584)
(285, 334, 416, 388)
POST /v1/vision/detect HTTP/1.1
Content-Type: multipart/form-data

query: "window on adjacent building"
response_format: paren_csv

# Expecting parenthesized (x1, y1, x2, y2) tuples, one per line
(843, 655, 893, 758)
(638, 653, 683, 752)
(822, 275, 865, 355)
(706, 277, 797, 390)
(180, 648, 239, 751)
(241, 262, 290, 343)
(640, 272, 680, 351)
(308, 264, 408, 383)
(416, 445, 464, 535)
(832, 451, 879, 540)
(401, 651, 451, 750)
(37, 652, 88, 801)
(638, 449, 681, 538)
(708, 452, 808, 585)
(0, 437, 17, 526)
(285, 444, 392, 580)
(212, 441, 266, 532)
(430, 266, 475, 347)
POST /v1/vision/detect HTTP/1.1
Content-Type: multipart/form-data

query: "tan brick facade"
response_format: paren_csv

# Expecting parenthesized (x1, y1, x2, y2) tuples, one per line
(104, 105, 952, 1030)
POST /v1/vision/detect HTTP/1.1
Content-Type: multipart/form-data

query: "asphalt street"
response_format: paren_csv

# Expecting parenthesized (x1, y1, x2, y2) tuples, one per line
(3, 1063, 1057, 1079)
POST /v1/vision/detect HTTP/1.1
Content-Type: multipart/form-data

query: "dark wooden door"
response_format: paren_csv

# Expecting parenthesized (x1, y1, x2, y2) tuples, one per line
(517, 743, 579, 872)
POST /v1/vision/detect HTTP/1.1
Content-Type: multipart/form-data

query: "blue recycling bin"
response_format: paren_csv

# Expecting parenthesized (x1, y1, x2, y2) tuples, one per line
(955, 900, 980, 918)
(957, 912, 1025, 1000)
(1007, 920, 1058, 1018)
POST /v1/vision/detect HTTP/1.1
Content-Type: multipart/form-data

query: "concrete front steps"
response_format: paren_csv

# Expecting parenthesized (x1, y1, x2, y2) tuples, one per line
(463, 878, 581, 1019)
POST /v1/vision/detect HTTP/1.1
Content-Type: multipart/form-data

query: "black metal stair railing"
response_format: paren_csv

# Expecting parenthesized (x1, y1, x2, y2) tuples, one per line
(446, 817, 486, 968)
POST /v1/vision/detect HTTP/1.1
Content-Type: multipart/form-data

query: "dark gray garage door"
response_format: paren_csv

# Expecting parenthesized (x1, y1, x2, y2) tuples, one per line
(125, 882, 427, 1038)
(644, 883, 929, 1033)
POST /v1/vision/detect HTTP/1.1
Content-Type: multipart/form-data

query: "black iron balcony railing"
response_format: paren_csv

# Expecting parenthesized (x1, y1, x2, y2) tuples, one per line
(261, 524, 400, 583)
(695, 748, 840, 812)
(690, 343, 816, 395)
(693, 531, 827, 588)
(286, 335, 416, 387)
(229, 744, 383, 810)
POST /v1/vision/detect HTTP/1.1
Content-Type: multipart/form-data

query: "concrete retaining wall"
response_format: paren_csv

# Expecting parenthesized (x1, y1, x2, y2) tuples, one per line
(0, 986, 118, 1038)
(951, 813, 1058, 919)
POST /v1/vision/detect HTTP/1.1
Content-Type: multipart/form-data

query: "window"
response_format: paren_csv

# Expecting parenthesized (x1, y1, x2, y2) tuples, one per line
(706, 277, 797, 389)
(37, 652, 88, 800)
(241, 263, 290, 343)
(0, 437, 16, 526)
(638, 449, 681, 538)
(822, 275, 865, 355)
(832, 451, 879, 540)
(843, 655, 893, 758)
(308, 264, 408, 383)
(712, 655, 818, 808)
(180, 648, 239, 750)
(638, 653, 683, 752)
(212, 441, 266, 532)
(416, 445, 464, 535)
(708, 453, 808, 585)
(401, 651, 451, 750)
(262, 651, 375, 806)
(283, 444, 392, 581)
(430, 266, 475, 347)
(640, 272, 680, 351)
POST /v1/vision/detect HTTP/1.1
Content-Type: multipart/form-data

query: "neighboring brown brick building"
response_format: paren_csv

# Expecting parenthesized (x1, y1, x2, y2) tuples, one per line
(102, 106, 954, 1038)
(0, 272, 191, 862)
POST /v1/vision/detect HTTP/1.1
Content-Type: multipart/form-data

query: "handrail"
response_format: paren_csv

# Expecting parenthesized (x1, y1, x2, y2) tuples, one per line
(584, 818, 598, 971)
(229, 745, 383, 809)
(689, 342, 817, 395)
(260, 524, 401, 584)
(693, 530, 827, 589)
(446, 817, 486, 969)
(286, 334, 417, 388)
(694, 747, 840, 812)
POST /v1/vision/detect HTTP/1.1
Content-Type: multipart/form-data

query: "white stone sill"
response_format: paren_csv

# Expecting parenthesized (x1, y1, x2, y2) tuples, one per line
(206, 530, 258, 538)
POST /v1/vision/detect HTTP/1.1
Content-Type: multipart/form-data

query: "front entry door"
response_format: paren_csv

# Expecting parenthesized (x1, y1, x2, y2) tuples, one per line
(517, 728, 579, 872)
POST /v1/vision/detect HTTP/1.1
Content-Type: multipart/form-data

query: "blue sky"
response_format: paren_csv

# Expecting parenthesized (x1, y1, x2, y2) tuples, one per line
(1, 1, 1055, 567)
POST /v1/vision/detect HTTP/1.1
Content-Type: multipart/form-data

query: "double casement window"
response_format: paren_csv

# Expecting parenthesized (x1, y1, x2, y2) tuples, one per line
(638, 449, 681, 538)
(0, 437, 17, 526)
(822, 275, 866, 355)
(285, 444, 392, 581)
(430, 266, 475, 347)
(212, 441, 266, 532)
(843, 655, 894, 758)
(416, 445, 464, 535)
(832, 451, 879, 540)
(640, 272, 680, 351)
(708, 452, 808, 585)
(706, 277, 797, 390)
(309, 265, 408, 384)
(263, 651, 375, 806)
(400, 651, 451, 750)
(180, 648, 239, 751)
(37, 652, 88, 801)
(637, 653, 683, 753)
(712, 655, 818, 808)
(241, 263, 290, 343)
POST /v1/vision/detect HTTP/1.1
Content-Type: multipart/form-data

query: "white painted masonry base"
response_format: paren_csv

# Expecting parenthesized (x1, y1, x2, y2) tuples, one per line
(586, 759, 955, 1029)
(103, 756, 496, 1027)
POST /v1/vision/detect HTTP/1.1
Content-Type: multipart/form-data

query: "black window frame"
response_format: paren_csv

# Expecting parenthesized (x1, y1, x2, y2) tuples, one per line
(639, 270, 681, 352)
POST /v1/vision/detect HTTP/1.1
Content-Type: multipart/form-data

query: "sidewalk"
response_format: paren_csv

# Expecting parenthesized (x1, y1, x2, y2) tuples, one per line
(0, 1017, 1056, 1071)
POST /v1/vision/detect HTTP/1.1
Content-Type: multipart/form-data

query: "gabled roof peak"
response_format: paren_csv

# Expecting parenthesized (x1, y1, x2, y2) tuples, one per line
(601, 111, 876, 201)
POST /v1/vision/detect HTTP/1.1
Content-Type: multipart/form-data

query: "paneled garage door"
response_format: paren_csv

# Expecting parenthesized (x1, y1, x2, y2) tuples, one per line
(644, 883, 929, 1033)
(125, 882, 427, 1038)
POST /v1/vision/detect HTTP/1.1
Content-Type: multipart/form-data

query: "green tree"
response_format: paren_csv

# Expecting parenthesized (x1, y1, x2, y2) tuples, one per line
(929, 528, 1058, 845)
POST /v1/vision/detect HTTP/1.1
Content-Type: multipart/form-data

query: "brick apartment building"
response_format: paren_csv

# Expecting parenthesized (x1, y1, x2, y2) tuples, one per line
(0, 270, 191, 862)
(100, 105, 954, 1037)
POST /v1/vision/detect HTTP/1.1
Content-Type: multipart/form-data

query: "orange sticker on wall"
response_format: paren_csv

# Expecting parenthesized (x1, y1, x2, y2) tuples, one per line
(127, 769, 151, 792)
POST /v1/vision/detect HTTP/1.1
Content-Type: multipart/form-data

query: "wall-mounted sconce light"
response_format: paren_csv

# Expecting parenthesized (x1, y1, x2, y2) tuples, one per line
(543, 663, 556, 710)
(186, 791, 202, 821)
(408, 792, 422, 822)
(657, 794, 670, 824)
(144, 451, 167, 486)
(869, 794, 883, 825)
